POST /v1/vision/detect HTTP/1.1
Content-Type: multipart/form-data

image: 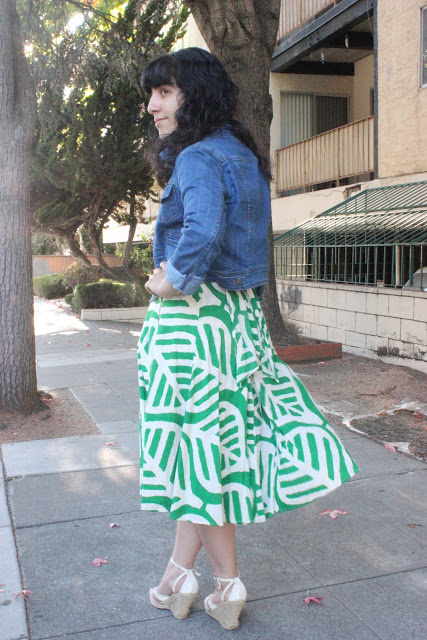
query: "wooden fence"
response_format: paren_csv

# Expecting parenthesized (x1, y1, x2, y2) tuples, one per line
(32, 255, 122, 277)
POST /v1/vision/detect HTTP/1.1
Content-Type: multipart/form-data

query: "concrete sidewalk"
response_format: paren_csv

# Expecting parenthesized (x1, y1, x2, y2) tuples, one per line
(1, 298, 426, 640)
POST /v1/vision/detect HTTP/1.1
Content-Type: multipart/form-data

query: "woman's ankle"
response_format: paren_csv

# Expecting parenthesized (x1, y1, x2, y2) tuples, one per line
(156, 560, 187, 595)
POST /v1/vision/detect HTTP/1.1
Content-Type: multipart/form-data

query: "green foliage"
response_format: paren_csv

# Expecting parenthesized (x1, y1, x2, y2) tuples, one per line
(30, 0, 188, 270)
(33, 274, 71, 299)
(70, 278, 149, 312)
(64, 292, 79, 312)
(62, 261, 99, 289)
(115, 243, 154, 277)
(31, 230, 65, 255)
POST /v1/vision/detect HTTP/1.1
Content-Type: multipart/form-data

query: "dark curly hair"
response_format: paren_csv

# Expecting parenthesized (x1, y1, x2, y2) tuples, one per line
(140, 47, 271, 186)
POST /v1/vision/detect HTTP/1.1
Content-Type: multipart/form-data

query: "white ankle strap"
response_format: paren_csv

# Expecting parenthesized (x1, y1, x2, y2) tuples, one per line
(214, 575, 240, 600)
(169, 557, 200, 592)
(170, 557, 193, 573)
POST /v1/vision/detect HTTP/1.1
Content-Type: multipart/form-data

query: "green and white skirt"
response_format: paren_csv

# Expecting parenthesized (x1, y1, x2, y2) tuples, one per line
(138, 282, 358, 526)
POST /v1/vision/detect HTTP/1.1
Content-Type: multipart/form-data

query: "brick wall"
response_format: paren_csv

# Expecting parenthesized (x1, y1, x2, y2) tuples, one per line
(276, 279, 427, 371)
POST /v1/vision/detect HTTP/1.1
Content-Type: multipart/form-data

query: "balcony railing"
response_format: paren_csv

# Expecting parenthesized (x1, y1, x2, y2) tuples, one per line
(278, 0, 337, 41)
(275, 116, 374, 192)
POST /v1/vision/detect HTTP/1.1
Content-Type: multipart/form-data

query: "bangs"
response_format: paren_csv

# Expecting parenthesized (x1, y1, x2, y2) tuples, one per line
(141, 55, 176, 94)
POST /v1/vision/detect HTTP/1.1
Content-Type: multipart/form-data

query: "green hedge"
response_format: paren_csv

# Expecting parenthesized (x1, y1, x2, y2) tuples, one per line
(33, 274, 71, 299)
(63, 261, 99, 289)
(67, 279, 149, 313)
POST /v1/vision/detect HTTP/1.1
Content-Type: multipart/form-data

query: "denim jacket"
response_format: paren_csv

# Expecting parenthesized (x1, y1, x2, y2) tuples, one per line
(152, 127, 271, 298)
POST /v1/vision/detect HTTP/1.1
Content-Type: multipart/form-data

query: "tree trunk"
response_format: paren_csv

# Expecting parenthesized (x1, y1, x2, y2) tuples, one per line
(0, 0, 40, 412)
(123, 197, 137, 277)
(59, 229, 97, 269)
(86, 207, 118, 280)
(185, 0, 287, 345)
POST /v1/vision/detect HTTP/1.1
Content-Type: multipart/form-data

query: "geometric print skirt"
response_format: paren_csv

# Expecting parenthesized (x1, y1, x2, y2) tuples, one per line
(137, 282, 359, 526)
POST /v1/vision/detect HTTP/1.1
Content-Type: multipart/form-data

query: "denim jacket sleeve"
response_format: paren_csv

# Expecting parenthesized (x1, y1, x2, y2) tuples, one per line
(165, 147, 226, 295)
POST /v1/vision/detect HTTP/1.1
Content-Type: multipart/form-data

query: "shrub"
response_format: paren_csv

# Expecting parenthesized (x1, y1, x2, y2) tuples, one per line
(64, 292, 79, 313)
(63, 261, 99, 289)
(71, 279, 148, 313)
(33, 274, 71, 299)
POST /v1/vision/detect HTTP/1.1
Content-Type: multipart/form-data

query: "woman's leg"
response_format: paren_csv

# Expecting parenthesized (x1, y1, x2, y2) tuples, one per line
(156, 521, 203, 595)
(196, 523, 239, 605)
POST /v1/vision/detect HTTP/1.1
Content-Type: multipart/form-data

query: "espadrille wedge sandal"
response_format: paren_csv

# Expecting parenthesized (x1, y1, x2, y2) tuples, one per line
(204, 575, 247, 630)
(149, 557, 200, 620)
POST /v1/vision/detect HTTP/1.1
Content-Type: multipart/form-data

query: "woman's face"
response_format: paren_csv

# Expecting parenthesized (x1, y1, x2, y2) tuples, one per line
(147, 84, 183, 138)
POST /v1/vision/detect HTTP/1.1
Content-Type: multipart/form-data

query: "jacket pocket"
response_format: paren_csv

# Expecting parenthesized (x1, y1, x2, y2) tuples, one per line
(158, 182, 180, 223)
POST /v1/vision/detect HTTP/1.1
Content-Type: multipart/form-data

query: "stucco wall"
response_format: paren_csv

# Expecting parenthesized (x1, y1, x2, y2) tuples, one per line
(377, 0, 427, 177)
(353, 54, 374, 121)
(276, 279, 427, 372)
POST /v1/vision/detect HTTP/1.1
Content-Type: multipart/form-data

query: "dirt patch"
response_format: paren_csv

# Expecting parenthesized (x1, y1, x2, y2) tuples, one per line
(0, 388, 100, 445)
(292, 353, 427, 462)
(352, 409, 427, 462)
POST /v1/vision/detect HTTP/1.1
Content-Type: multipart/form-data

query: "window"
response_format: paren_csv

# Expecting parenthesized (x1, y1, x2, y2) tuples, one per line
(280, 92, 348, 148)
(421, 6, 427, 87)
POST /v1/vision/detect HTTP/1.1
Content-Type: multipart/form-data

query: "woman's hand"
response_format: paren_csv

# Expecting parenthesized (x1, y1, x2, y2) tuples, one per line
(145, 261, 183, 298)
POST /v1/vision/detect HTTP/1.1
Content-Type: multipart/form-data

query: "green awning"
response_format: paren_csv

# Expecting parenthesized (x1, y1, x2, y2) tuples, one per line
(274, 181, 427, 248)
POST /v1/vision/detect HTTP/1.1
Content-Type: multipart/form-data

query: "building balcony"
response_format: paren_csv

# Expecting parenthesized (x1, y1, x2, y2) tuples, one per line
(278, 0, 337, 42)
(273, 0, 374, 75)
(275, 115, 374, 192)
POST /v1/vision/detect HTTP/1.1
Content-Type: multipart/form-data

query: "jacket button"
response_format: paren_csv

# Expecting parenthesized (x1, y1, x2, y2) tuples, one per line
(235, 277, 242, 285)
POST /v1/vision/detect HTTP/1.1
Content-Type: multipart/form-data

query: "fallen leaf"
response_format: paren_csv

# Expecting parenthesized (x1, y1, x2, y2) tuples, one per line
(109, 523, 120, 528)
(14, 590, 34, 598)
(384, 443, 397, 452)
(413, 412, 424, 419)
(385, 442, 412, 454)
(321, 509, 349, 519)
(104, 442, 120, 447)
(303, 596, 323, 605)
(91, 557, 109, 567)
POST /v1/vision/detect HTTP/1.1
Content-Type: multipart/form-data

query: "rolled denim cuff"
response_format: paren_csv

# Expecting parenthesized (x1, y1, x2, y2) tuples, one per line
(166, 260, 204, 295)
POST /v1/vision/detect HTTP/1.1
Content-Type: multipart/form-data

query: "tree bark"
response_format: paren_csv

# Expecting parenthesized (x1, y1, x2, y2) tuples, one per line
(59, 228, 96, 269)
(185, 0, 288, 345)
(86, 206, 118, 279)
(0, 0, 40, 412)
(123, 197, 138, 278)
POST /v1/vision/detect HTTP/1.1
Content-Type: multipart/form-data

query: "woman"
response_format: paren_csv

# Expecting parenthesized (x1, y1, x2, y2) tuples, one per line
(138, 47, 358, 630)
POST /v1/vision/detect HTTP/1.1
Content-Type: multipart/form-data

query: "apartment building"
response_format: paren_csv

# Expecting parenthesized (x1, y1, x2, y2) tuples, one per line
(271, 0, 426, 370)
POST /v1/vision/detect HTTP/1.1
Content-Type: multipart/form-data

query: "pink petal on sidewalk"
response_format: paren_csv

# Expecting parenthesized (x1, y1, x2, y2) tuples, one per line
(321, 509, 349, 519)
(303, 596, 323, 605)
(384, 443, 397, 452)
(91, 558, 109, 567)
(14, 590, 34, 598)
